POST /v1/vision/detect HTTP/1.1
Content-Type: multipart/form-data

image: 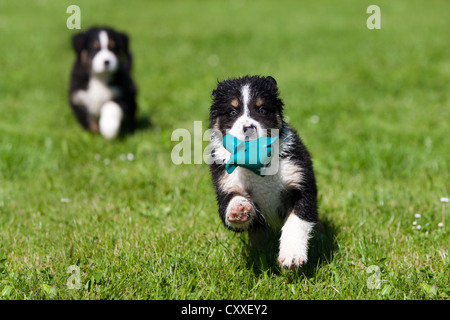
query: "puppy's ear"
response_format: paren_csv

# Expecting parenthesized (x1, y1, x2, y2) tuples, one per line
(265, 76, 280, 96)
(266, 76, 277, 87)
(72, 32, 87, 55)
(117, 32, 130, 54)
(209, 109, 218, 118)
(117, 32, 132, 71)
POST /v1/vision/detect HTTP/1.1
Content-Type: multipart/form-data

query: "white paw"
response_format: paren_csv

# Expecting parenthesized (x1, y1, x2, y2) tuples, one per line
(278, 248, 308, 270)
(99, 101, 123, 140)
(225, 196, 255, 230)
(278, 214, 314, 270)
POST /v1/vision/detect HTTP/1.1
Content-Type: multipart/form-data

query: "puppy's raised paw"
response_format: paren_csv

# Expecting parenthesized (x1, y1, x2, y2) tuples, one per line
(225, 196, 254, 230)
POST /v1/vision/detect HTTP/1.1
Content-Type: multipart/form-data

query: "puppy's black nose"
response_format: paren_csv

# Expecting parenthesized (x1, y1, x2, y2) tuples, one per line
(104, 60, 110, 66)
(243, 124, 256, 134)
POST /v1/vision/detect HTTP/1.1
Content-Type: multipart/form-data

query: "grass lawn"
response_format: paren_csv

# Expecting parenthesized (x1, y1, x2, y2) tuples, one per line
(0, 0, 448, 300)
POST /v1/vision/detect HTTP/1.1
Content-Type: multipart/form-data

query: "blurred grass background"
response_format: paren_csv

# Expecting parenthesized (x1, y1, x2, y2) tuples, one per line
(0, 0, 448, 299)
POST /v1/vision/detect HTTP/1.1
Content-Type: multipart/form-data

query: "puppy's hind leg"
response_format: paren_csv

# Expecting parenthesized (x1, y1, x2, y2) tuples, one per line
(248, 225, 271, 249)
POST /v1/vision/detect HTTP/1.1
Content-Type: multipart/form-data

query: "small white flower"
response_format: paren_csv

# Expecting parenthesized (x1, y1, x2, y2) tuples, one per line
(207, 54, 219, 67)
(414, 213, 421, 219)
(127, 153, 135, 161)
(310, 115, 320, 124)
(104, 158, 110, 165)
(94, 154, 101, 161)
(60, 198, 70, 203)
(416, 225, 422, 230)
(412, 221, 417, 226)
(440, 197, 449, 203)
(438, 222, 444, 228)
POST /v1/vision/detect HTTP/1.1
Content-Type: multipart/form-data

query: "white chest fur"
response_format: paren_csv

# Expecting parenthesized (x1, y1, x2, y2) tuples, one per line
(72, 77, 119, 116)
(218, 153, 303, 229)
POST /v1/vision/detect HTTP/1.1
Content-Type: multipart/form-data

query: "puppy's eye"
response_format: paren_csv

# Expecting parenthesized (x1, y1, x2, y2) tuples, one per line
(258, 107, 267, 115)
(229, 110, 238, 116)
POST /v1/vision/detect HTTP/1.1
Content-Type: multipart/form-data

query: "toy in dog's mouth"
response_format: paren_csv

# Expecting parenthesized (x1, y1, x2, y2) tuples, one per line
(223, 134, 278, 176)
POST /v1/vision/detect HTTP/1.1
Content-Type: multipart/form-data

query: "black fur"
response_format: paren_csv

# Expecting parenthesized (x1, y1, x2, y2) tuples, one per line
(278, 126, 318, 224)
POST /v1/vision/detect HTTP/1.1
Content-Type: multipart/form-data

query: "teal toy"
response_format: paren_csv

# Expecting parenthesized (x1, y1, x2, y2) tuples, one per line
(223, 134, 279, 176)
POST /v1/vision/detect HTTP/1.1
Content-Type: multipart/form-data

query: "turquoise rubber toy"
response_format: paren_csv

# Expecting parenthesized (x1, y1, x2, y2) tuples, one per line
(223, 134, 278, 176)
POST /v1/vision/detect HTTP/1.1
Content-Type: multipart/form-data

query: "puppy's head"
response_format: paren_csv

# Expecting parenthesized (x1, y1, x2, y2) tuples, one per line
(72, 27, 131, 75)
(210, 75, 284, 141)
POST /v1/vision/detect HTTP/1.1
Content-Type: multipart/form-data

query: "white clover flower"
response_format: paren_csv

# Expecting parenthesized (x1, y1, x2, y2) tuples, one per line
(60, 198, 70, 203)
(310, 115, 320, 124)
(440, 197, 449, 203)
(414, 213, 421, 219)
(94, 154, 101, 161)
(438, 222, 444, 228)
(207, 54, 219, 67)
(127, 153, 135, 161)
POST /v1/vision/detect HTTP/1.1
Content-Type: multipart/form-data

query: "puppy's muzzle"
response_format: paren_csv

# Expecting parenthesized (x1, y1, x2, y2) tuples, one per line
(243, 124, 257, 139)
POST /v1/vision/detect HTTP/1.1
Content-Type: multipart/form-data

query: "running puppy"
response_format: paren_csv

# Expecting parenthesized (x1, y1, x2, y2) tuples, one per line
(69, 27, 137, 139)
(208, 75, 318, 269)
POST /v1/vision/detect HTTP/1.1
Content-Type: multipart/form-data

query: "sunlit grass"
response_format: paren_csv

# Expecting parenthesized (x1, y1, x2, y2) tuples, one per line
(0, 0, 448, 300)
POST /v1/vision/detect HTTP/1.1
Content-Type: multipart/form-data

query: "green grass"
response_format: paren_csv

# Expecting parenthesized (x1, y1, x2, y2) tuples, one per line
(0, 0, 449, 300)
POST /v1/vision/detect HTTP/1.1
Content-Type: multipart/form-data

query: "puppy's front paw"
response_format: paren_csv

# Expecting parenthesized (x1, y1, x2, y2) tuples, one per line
(225, 196, 254, 230)
(277, 249, 307, 270)
(99, 101, 123, 140)
(278, 214, 314, 270)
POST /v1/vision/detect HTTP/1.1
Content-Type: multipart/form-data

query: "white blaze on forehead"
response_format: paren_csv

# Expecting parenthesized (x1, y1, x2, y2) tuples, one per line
(227, 83, 265, 140)
(241, 84, 250, 115)
(91, 30, 118, 74)
(99, 31, 109, 49)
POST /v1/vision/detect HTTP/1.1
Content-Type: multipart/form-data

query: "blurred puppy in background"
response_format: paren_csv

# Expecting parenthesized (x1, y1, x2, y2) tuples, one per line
(69, 27, 137, 139)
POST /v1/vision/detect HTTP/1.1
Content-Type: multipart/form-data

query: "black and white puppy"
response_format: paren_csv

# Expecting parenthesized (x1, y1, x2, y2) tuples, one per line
(208, 75, 318, 269)
(69, 27, 137, 139)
